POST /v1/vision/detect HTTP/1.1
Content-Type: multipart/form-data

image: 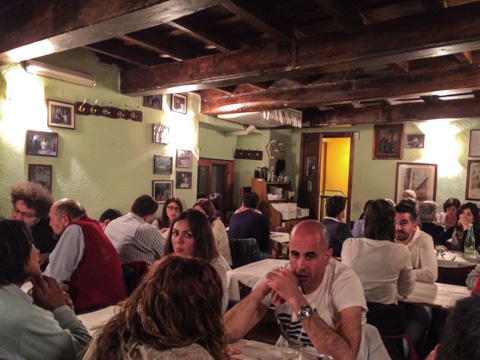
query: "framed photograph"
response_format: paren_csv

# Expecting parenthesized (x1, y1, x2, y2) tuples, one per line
(373, 124, 404, 159)
(176, 171, 192, 189)
(469, 130, 480, 157)
(154, 155, 173, 174)
(47, 100, 75, 129)
(406, 134, 425, 148)
(152, 124, 169, 144)
(176, 149, 192, 168)
(171, 93, 187, 114)
(143, 95, 162, 110)
(26, 130, 58, 157)
(152, 180, 173, 203)
(28, 164, 52, 191)
(395, 162, 437, 202)
(466, 160, 480, 200)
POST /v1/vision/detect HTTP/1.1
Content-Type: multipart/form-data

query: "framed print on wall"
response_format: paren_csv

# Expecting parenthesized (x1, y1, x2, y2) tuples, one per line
(406, 134, 425, 148)
(176, 171, 192, 189)
(466, 160, 480, 200)
(154, 155, 173, 174)
(47, 100, 75, 129)
(395, 162, 437, 202)
(25, 130, 58, 157)
(28, 164, 52, 191)
(171, 93, 187, 114)
(176, 149, 192, 168)
(152, 124, 169, 144)
(469, 130, 480, 157)
(373, 124, 404, 159)
(152, 180, 173, 203)
(143, 95, 162, 110)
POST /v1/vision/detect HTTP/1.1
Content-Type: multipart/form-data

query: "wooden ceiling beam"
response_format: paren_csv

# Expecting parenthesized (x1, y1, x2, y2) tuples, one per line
(388, 61, 410, 75)
(200, 65, 480, 114)
(313, 0, 369, 31)
(221, 1, 291, 40)
(0, 0, 228, 65)
(121, 2, 480, 95)
(421, 0, 448, 11)
(453, 51, 473, 65)
(303, 97, 480, 126)
(167, 19, 238, 52)
(115, 34, 201, 61)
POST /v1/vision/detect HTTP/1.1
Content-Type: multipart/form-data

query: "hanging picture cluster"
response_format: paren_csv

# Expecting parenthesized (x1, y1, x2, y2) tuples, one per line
(152, 149, 193, 203)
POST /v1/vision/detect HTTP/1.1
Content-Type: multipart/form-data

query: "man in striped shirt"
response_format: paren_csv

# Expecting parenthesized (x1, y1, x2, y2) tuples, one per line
(105, 195, 165, 266)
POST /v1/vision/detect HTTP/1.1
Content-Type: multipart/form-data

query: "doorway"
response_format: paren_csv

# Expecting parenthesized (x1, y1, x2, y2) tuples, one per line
(298, 132, 355, 222)
(197, 158, 234, 218)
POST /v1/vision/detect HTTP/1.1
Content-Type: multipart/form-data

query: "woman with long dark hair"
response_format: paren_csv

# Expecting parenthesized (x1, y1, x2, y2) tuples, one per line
(82, 255, 228, 360)
(438, 202, 480, 251)
(165, 209, 231, 313)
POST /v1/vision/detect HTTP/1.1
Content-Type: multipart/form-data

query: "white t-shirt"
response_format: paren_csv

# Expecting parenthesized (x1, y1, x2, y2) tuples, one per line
(341, 237, 415, 304)
(210, 255, 231, 314)
(257, 259, 368, 359)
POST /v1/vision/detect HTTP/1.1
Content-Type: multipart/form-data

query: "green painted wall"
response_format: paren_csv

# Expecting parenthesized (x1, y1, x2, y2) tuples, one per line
(0, 49, 202, 218)
(1, 49, 479, 221)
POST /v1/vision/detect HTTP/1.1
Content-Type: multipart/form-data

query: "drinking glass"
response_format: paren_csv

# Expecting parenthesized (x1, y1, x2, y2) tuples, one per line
(280, 338, 303, 360)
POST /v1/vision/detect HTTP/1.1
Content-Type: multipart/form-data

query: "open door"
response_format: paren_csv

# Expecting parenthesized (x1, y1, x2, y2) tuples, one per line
(298, 133, 323, 220)
(197, 158, 234, 217)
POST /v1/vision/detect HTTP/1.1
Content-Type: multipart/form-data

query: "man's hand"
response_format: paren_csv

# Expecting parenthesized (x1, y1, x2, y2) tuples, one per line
(31, 275, 67, 311)
(266, 269, 302, 306)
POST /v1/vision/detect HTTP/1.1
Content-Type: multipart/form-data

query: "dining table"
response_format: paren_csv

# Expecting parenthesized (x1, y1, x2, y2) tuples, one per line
(399, 281, 471, 310)
(269, 231, 290, 255)
(227, 259, 289, 300)
(77, 305, 119, 335)
(232, 339, 321, 360)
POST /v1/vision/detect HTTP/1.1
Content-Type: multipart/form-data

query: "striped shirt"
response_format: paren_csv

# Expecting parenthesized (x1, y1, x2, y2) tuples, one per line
(105, 212, 165, 265)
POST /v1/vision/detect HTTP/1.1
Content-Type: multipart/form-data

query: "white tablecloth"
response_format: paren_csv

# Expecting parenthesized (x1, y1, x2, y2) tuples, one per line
(232, 339, 317, 360)
(77, 305, 119, 335)
(227, 259, 289, 300)
(437, 250, 480, 268)
(399, 281, 471, 310)
(270, 231, 290, 255)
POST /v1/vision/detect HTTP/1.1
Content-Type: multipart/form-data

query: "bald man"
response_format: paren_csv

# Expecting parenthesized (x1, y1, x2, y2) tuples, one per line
(224, 220, 388, 360)
(44, 198, 126, 312)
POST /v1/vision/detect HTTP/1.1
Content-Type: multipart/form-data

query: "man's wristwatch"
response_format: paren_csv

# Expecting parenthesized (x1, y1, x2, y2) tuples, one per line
(297, 305, 315, 321)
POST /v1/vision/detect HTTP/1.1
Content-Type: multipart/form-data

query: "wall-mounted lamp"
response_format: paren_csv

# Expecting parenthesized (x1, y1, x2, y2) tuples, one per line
(23, 60, 96, 87)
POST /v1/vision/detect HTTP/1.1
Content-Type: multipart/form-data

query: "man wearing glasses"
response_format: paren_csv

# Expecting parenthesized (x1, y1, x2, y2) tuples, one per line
(11, 181, 56, 269)
(105, 195, 165, 266)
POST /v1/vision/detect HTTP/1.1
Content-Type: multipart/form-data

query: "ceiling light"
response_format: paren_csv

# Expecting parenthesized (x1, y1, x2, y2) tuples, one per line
(23, 60, 96, 87)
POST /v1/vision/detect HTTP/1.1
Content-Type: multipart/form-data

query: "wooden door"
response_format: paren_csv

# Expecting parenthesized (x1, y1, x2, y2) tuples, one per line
(197, 158, 234, 215)
(298, 133, 323, 220)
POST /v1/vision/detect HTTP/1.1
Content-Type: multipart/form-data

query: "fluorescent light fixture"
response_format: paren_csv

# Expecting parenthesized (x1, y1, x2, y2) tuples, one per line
(23, 60, 96, 87)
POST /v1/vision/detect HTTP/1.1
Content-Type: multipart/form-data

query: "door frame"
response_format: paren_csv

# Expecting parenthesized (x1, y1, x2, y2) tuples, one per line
(298, 131, 355, 222)
(197, 158, 234, 214)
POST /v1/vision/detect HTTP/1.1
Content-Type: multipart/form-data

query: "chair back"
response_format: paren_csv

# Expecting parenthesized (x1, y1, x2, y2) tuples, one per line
(229, 238, 263, 268)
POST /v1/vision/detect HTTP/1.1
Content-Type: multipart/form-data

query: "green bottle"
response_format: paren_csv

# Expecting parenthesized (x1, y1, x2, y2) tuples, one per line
(464, 223, 477, 258)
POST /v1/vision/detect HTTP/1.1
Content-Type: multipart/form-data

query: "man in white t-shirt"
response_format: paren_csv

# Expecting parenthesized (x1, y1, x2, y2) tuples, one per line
(224, 220, 389, 360)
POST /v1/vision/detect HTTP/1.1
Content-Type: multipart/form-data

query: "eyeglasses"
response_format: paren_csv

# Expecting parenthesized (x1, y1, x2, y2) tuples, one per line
(167, 205, 180, 211)
(12, 207, 38, 219)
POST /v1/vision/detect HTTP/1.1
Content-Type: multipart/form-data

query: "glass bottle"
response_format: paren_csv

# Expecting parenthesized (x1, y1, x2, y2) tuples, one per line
(464, 223, 477, 258)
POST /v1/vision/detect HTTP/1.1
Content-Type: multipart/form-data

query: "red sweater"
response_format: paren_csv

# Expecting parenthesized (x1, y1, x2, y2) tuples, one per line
(69, 217, 126, 311)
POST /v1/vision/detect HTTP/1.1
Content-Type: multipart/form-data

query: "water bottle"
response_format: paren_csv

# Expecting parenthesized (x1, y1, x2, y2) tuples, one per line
(464, 223, 477, 258)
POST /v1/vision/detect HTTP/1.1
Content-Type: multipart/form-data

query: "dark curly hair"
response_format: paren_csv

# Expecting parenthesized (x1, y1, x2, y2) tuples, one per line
(11, 181, 53, 219)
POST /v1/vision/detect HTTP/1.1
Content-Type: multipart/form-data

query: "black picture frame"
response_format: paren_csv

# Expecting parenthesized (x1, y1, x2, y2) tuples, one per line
(143, 95, 163, 110)
(152, 180, 173, 203)
(25, 130, 58, 157)
(28, 164, 52, 191)
(154, 155, 173, 174)
(47, 100, 75, 129)
(171, 93, 187, 114)
(176, 171, 192, 189)
(176, 149, 192, 168)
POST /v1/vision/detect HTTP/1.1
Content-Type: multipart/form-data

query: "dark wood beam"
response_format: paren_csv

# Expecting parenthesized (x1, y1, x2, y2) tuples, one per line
(313, 0, 369, 31)
(453, 51, 473, 65)
(121, 2, 480, 95)
(83, 45, 150, 68)
(0, 0, 227, 65)
(421, 0, 447, 11)
(167, 19, 239, 52)
(221, 1, 291, 40)
(304, 98, 480, 126)
(200, 65, 480, 114)
(388, 61, 410, 75)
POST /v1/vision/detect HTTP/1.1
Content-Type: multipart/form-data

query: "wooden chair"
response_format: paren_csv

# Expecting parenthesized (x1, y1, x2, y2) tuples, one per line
(437, 264, 475, 286)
